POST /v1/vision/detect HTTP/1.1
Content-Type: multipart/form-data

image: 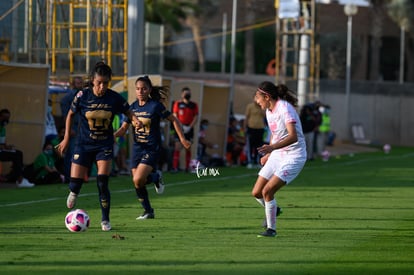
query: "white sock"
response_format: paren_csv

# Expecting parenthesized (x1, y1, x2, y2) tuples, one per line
(255, 197, 265, 207)
(265, 199, 277, 231)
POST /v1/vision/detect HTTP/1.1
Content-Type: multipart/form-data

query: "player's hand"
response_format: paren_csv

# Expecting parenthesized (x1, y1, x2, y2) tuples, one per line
(132, 119, 143, 129)
(182, 139, 192, 150)
(257, 144, 273, 155)
(260, 154, 269, 166)
(55, 139, 68, 156)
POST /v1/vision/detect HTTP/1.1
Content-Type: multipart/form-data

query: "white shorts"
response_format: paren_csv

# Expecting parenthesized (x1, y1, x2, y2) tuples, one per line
(258, 150, 306, 184)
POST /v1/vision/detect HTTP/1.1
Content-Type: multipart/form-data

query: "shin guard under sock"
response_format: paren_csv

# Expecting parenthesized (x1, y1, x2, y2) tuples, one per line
(97, 174, 110, 221)
(135, 187, 152, 212)
(69, 177, 83, 194)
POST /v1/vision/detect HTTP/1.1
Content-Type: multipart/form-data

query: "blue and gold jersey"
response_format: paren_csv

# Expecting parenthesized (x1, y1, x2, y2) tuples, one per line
(128, 99, 171, 151)
(71, 87, 129, 151)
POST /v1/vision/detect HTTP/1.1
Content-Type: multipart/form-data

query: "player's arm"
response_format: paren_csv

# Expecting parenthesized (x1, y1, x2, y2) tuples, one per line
(124, 109, 142, 129)
(258, 122, 298, 155)
(56, 109, 75, 155)
(167, 114, 191, 149)
(114, 121, 129, 138)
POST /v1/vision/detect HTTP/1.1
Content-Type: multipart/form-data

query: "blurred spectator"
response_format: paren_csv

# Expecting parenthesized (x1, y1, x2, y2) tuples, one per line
(61, 76, 84, 118)
(244, 98, 266, 168)
(54, 126, 66, 175)
(197, 119, 218, 166)
(112, 114, 129, 176)
(31, 141, 63, 184)
(312, 101, 323, 157)
(172, 87, 199, 172)
(0, 109, 35, 187)
(226, 117, 246, 166)
(300, 104, 316, 161)
(158, 120, 172, 171)
(60, 76, 84, 183)
(45, 99, 59, 144)
(317, 104, 332, 151)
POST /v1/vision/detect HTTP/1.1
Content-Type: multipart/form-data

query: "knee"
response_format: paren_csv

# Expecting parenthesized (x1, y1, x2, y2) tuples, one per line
(261, 188, 274, 201)
(132, 175, 146, 188)
(251, 189, 261, 198)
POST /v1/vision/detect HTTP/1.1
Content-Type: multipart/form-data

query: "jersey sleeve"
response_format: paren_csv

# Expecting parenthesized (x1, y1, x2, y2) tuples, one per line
(123, 103, 135, 124)
(285, 103, 298, 124)
(114, 91, 130, 114)
(70, 90, 84, 113)
(157, 102, 172, 120)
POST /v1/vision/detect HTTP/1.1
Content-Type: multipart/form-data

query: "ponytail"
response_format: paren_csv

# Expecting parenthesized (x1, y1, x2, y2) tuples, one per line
(135, 75, 169, 102)
(258, 81, 298, 107)
(277, 84, 298, 107)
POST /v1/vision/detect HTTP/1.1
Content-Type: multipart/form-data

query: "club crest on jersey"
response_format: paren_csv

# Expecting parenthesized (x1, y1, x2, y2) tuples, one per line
(76, 90, 83, 98)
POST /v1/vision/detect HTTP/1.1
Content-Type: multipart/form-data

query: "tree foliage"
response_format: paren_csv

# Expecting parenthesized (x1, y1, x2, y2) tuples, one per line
(144, 0, 198, 31)
(387, 0, 414, 30)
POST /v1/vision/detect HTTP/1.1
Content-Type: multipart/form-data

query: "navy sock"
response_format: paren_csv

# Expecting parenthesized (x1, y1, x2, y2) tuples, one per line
(69, 177, 83, 194)
(135, 187, 152, 213)
(97, 174, 110, 222)
(145, 171, 159, 185)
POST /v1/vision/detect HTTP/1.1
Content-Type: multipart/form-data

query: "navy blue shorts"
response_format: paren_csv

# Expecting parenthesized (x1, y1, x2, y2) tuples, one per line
(72, 149, 113, 167)
(131, 148, 159, 169)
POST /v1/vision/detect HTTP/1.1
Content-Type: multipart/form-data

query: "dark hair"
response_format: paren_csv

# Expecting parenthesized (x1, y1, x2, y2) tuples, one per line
(182, 87, 191, 93)
(135, 75, 169, 102)
(300, 104, 313, 116)
(71, 76, 84, 87)
(258, 81, 298, 107)
(0, 109, 10, 116)
(90, 61, 112, 81)
(42, 141, 53, 150)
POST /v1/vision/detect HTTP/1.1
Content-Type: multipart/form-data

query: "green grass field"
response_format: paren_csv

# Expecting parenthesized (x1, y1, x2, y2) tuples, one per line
(1, 147, 414, 274)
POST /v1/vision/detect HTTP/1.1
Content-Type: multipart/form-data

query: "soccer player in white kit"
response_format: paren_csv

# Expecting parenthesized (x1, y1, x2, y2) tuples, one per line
(252, 81, 307, 237)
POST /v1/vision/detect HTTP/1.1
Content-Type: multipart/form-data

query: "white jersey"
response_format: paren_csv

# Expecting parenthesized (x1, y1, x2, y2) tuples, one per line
(259, 100, 307, 184)
(265, 100, 306, 161)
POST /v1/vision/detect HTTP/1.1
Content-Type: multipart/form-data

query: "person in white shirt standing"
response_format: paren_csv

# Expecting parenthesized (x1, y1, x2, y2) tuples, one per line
(252, 81, 307, 237)
(45, 99, 58, 144)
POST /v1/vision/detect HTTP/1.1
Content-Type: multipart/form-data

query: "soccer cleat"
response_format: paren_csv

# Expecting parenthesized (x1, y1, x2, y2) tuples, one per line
(16, 178, 35, 188)
(136, 211, 155, 220)
(154, 170, 165, 194)
(66, 191, 78, 209)
(276, 206, 283, 217)
(257, 228, 277, 238)
(101, 221, 112, 231)
(262, 206, 283, 228)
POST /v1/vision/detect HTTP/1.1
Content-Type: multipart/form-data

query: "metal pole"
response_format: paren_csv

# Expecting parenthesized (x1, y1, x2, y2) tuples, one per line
(275, 10, 280, 84)
(229, 0, 237, 113)
(399, 25, 405, 84)
(221, 12, 227, 73)
(128, 0, 144, 76)
(345, 15, 352, 138)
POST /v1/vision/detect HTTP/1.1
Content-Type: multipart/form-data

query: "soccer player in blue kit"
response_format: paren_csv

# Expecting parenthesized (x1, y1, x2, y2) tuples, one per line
(115, 76, 191, 220)
(56, 62, 141, 231)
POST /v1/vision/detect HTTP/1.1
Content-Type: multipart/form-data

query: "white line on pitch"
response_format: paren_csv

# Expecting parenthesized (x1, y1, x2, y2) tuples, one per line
(0, 173, 257, 208)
